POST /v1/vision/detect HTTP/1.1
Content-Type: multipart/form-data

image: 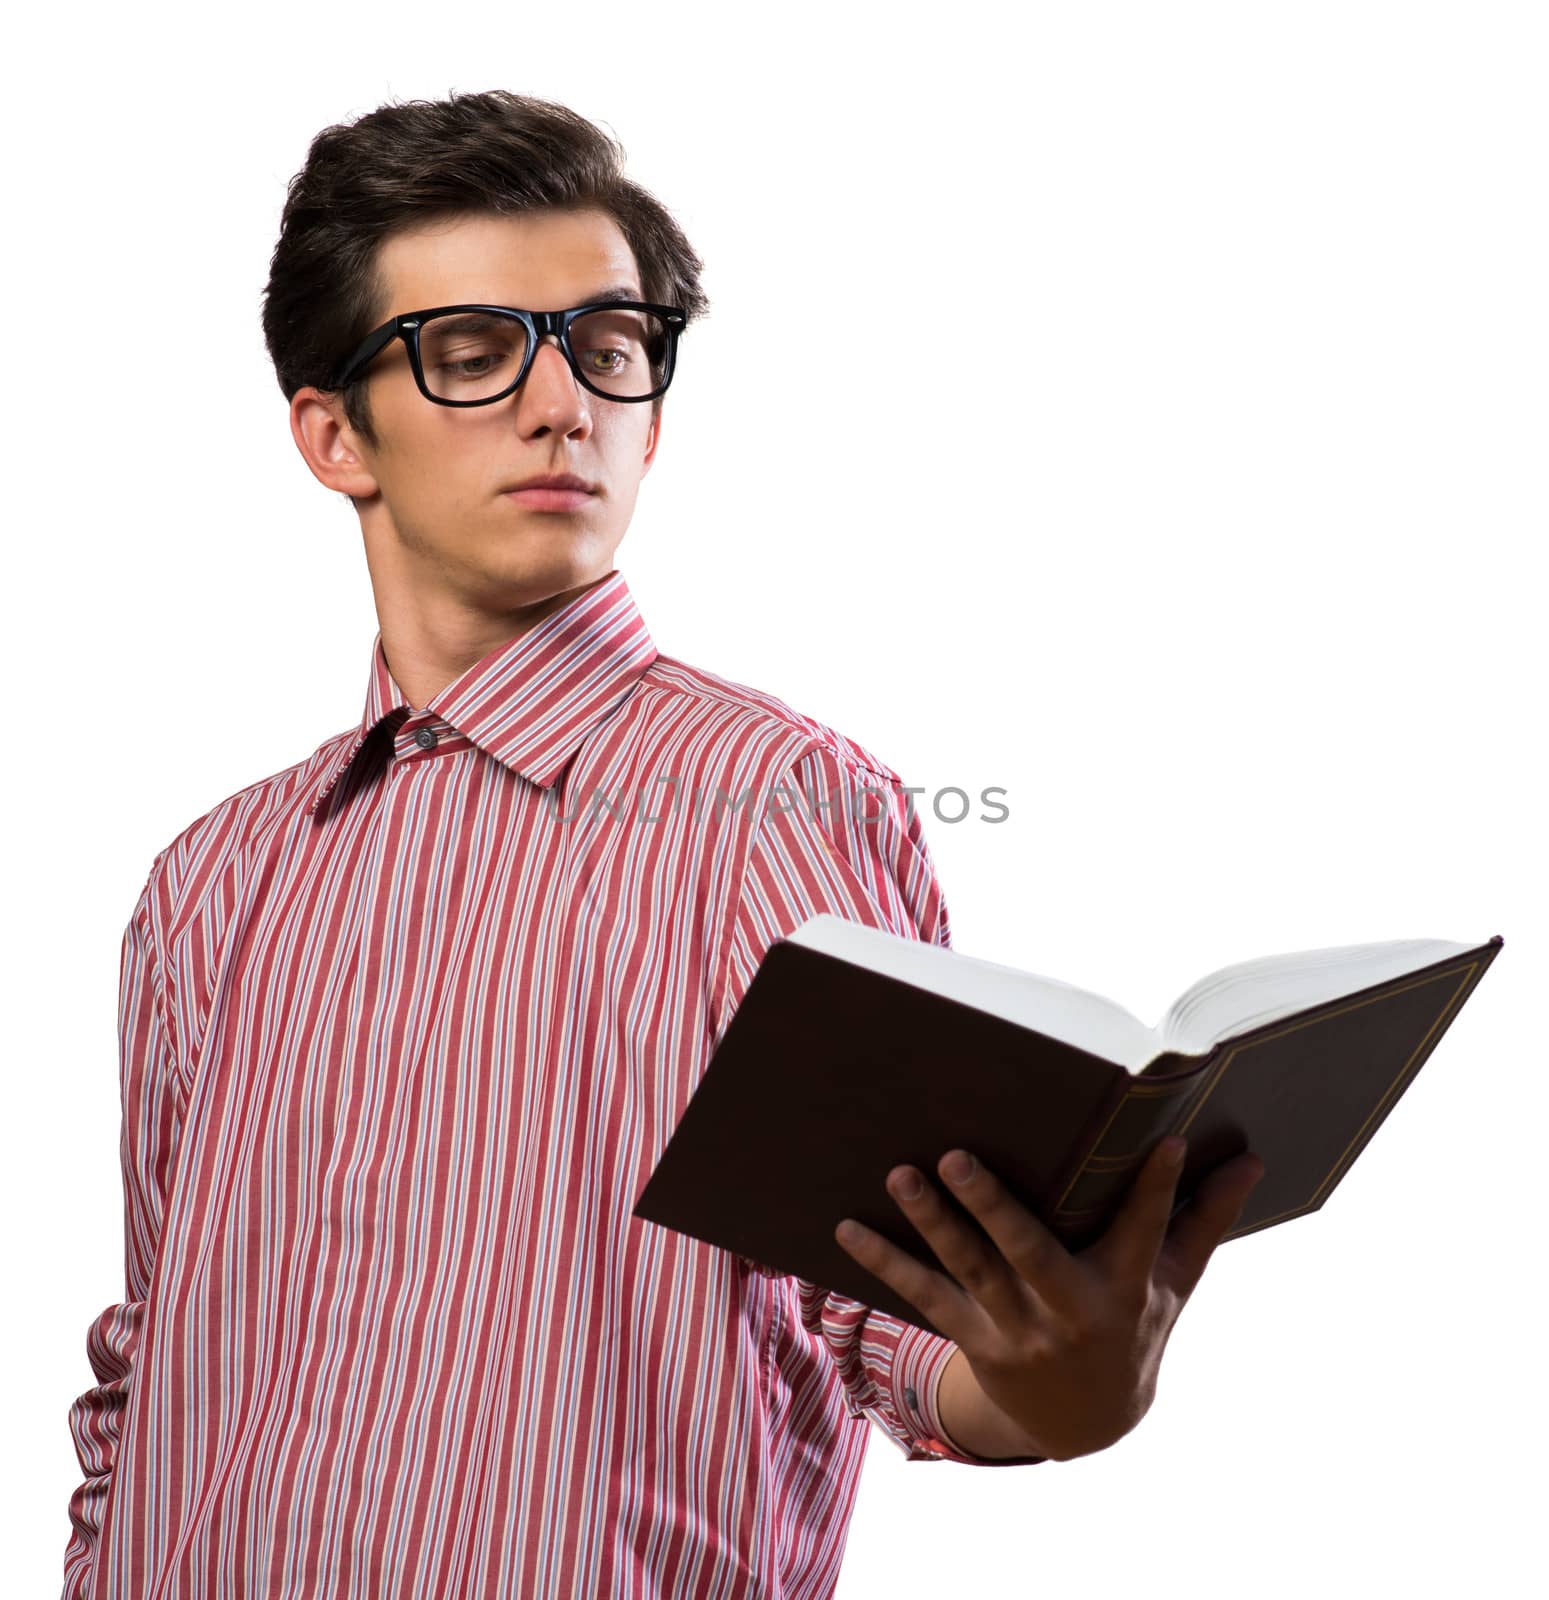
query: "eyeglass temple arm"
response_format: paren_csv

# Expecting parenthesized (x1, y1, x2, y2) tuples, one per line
(334, 320, 402, 389)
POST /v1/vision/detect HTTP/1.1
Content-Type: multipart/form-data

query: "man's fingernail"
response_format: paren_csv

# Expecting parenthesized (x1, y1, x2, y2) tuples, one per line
(1161, 1136, 1187, 1167)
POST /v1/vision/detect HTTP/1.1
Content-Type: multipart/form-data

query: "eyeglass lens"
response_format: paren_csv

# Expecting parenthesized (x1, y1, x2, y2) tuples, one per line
(416, 309, 669, 401)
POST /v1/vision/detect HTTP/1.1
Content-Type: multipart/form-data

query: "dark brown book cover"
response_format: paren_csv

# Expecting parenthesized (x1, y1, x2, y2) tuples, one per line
(632, 933, 1503, 1337)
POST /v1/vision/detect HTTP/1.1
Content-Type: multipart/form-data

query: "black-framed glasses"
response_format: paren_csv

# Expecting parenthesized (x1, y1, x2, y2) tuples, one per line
(332, 300, 686, 406)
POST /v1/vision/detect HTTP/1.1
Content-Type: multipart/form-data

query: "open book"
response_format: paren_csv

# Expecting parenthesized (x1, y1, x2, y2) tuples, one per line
(633, 920, 1503, 1337)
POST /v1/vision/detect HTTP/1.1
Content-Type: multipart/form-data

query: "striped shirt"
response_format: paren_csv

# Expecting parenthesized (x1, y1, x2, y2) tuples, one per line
(62, 567, 1027, 1600)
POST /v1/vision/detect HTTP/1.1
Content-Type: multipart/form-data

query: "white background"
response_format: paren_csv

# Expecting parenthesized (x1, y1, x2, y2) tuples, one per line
(7, 3, 1544, 1594)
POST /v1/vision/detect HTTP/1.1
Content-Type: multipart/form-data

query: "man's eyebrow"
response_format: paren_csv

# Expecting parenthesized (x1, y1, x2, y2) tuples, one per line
(437, 288, 645, 312)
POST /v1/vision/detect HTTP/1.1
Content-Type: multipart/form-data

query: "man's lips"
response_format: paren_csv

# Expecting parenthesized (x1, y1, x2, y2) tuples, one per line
(501, 472, 596, 493)
(503, 486, 596, 511)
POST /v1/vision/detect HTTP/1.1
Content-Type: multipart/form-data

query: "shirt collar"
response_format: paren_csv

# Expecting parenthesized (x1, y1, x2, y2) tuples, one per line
(306, 569, 658, 818)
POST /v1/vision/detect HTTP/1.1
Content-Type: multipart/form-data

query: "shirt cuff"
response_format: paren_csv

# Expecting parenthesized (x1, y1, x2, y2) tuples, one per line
(891, 1323, 1049, 1467)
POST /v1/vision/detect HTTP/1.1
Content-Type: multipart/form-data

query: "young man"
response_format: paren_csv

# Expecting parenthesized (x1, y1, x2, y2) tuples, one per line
(63, 90, 1264, 1599)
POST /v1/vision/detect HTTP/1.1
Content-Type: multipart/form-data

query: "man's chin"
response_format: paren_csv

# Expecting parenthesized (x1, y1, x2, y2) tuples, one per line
(459, 548, 619, 612)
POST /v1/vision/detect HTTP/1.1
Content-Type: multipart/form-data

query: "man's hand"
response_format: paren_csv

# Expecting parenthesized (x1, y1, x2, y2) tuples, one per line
(833, 1136, 1266, 1461)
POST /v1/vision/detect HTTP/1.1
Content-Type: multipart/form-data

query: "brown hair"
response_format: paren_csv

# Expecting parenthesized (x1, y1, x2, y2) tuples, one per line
(260, 89, 710, 448)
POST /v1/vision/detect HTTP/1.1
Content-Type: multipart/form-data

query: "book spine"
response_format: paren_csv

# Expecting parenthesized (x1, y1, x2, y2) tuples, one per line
(1044, 1066, 1213, 1251)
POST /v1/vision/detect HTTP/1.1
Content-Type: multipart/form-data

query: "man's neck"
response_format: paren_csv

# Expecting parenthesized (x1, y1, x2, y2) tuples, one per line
(376, 572, 616, 711)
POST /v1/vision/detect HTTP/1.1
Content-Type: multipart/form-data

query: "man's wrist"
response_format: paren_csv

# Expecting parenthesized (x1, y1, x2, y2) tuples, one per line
(936, 1347, 1051, 1461)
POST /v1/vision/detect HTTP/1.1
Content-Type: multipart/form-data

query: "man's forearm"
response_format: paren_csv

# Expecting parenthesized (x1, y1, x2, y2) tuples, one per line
(936, 1347, 1053, 1461)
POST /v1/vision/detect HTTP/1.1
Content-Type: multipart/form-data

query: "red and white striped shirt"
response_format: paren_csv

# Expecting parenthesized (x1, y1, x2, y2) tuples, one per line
(63, 568, 1026, 1600)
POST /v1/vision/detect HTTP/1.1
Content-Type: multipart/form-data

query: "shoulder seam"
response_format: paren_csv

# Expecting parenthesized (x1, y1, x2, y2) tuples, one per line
(639, 658, 906, 786)
(786, 736, 907, 791)
(131, 870, 187, 1113)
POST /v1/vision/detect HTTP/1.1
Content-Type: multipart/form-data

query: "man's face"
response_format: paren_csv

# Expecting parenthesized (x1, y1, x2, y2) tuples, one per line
(307, 207, 661, 613)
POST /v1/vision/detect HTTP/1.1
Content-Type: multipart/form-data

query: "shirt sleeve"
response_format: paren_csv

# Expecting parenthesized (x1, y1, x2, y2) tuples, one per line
(62, 861, 186, 1595)
(711, 739, 1045, 1467)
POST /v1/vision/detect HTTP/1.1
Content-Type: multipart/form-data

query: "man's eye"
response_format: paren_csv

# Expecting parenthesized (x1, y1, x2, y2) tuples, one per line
(439, 350, 506, 375)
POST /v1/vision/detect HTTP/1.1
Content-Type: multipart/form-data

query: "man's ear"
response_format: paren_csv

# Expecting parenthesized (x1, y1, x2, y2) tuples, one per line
(640, 403, 663, 476)
(290, 387, 381, 500)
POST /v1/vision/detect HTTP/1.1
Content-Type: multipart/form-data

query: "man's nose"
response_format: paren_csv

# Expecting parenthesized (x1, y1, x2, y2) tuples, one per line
(527, 333, 579, 391)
